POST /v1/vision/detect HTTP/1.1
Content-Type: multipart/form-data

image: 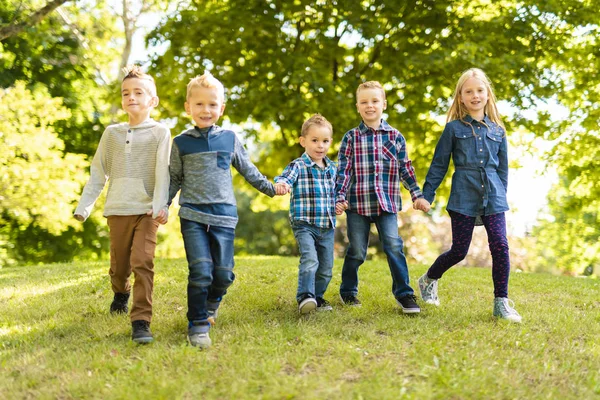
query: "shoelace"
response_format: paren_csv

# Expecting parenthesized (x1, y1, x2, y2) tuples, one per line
(499, 298, 521, 316)
(424, 280, 439, 301)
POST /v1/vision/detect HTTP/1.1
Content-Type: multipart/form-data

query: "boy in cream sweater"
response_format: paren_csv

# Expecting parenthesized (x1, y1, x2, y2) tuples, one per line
(74, 65, 171, 344)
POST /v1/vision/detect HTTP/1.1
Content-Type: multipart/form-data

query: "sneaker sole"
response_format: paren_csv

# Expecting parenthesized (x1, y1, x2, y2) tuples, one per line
(132, 337, 154, 344)
(299, 299, 317, 314)
(395, 299, 421, 314)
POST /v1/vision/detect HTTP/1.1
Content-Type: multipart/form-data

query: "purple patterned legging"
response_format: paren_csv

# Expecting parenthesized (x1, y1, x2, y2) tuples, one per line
(427, 211, 510, 298)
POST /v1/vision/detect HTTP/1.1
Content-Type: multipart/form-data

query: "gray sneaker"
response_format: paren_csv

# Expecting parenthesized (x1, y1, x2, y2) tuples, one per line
(493, 297, 522, 323)
(188, 324, 212, 349)
(418, 273, 440, 306)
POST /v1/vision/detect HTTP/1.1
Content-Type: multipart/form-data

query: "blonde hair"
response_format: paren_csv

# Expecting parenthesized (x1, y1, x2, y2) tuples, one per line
(186, 71, 225, 101)
(447, 68, 504, 129)
(356, 81, 386, 101)
(122, 65, 157, 96)
(301, 114, 333, 137)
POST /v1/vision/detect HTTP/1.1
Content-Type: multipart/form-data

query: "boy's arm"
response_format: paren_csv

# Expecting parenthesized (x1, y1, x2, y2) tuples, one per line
(335, 131, 354, 203)
(274, 161, 300, 188)
(422, 125, 453, 204)
(396, 133, 423, 202)
(167, 139, 183, 206)
(231, 135, 276, 197)
(152, 126, 171, 219)
(74, 129, 109, 221)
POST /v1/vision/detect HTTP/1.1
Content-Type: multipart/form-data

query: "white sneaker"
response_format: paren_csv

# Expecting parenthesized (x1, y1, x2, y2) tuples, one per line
(493, 297, 522, 323)
(418, 273, 440, 306)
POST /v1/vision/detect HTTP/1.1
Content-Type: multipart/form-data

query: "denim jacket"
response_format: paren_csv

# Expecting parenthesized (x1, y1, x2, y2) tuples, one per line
(422, 115, 509, 217)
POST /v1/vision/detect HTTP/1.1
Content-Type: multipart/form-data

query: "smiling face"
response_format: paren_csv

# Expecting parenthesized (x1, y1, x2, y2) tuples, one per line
(299, 124, 333, 166)
(356, 87, 387, 128)
(121, 77, 158, 123)
(460, 77, 489, 120)
(185, 86, 225, 128)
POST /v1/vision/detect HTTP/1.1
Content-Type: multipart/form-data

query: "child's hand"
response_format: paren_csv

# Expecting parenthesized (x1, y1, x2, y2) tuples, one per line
(275, 182, 290, 196)
(74, 214, 84, 222)
(335, 201, 348, 215)
(148, 209, 169, 225)
(413, 198, 431, 213)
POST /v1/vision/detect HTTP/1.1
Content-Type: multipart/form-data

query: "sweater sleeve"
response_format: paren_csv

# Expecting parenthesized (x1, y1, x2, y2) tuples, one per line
(231, 134, 276, 197)
(152, 125, 171, 218)
(167, 138, 183, 206)
(74, 129, 109, 221)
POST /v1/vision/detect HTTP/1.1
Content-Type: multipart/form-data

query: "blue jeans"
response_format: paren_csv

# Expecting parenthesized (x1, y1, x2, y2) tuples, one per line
(180, 218, 235, 325)
(292, 221, 334, 302)
(340, 211, 414, 299)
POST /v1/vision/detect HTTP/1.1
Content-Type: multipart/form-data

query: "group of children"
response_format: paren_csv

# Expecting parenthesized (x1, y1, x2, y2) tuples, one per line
(74, 65, 521, 349)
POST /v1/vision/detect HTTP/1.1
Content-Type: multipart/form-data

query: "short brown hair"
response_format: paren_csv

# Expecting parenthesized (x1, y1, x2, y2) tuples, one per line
(122, 65, 157, 96)
(356, 81, 386, 101)
(301, 114, 333, 137)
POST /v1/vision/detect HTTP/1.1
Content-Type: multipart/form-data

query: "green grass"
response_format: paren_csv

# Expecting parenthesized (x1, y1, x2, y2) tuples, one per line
(1, 257, 599, 399)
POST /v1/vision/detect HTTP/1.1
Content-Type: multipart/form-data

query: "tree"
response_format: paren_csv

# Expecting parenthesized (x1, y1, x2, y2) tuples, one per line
(0, 82, 106, 266)
(0, 0, 70, 40)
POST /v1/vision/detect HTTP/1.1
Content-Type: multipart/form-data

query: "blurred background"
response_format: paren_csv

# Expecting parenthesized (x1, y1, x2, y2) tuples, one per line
(1, 0, 598, 275)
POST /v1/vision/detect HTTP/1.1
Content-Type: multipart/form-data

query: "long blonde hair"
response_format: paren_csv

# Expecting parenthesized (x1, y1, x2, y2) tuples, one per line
(447, 68, 504, 129)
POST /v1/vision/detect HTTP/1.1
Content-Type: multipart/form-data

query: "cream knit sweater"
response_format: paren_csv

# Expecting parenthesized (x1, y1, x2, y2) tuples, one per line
(74, 118, 171, 221)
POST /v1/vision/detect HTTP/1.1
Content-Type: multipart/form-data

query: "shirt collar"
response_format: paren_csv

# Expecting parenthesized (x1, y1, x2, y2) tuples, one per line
(464, 114, 493, 126)
(186, 124, 219, 138)
(300, 152, 333, 169)
(358, 119, 393, 135)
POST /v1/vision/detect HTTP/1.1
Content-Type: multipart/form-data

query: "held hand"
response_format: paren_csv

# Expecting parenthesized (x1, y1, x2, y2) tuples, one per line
(154, 209, 168, 225)
(274, 183, 291, 196)
(335, 201, 349, 215)
(413, 198, 431, 213)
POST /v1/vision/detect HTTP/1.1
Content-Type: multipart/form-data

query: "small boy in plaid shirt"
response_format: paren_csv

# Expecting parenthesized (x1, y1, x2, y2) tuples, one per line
(335, 81, 430, 313)
(275, 114, 337, 314)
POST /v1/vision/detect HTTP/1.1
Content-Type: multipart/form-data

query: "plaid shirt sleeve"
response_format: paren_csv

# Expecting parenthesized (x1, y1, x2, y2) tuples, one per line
(396, 132, 423, 202)
(335, 130, 354, 203)
(275, 160, 299, 187)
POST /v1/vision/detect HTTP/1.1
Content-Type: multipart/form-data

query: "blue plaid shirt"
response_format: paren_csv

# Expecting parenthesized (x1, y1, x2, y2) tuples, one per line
(275, 153, 337, 229)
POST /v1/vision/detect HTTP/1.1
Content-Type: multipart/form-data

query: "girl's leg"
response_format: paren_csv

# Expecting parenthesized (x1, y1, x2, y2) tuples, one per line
(481, 212, 510, 298)
(427, 211, 476, 279)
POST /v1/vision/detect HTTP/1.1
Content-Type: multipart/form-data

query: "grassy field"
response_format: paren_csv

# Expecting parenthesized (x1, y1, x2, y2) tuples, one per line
(1, 256, 599, 399)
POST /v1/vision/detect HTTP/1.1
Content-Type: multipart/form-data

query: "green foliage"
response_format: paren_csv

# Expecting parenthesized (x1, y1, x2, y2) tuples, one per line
(0, 82, 106, 266)
(148, 0, 579, 178)
(2, 257, 600, 398)
(0, 0, 119, 155)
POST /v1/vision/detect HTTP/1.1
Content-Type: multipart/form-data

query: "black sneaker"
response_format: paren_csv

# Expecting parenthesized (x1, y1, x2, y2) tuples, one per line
(340, 294, 362, 307)
(110, 292, 130, 314)
(316, 297, 333, 311)
(131, 320, 154, 344)
(395, 294, 421, 314)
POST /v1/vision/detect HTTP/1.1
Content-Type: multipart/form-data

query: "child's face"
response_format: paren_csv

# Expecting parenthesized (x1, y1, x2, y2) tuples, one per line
(185, 87, 225, 128)
(460, 77, 488, 118)
(299, 125, 333, 165)
(356, 88, 387, 127)
(121, 78, 157, 120)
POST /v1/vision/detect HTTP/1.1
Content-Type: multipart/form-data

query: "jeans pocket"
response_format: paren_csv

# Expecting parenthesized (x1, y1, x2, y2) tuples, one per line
(217, 152, 232, 169)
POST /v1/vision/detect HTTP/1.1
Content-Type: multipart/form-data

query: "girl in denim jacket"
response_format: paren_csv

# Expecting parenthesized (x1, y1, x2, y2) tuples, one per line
(416, 68, 521, 323)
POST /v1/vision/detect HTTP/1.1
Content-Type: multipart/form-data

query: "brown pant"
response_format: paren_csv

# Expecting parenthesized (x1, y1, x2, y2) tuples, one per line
(107, 214, 159, 322)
